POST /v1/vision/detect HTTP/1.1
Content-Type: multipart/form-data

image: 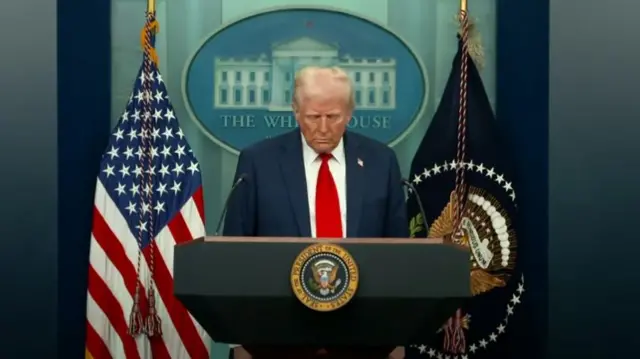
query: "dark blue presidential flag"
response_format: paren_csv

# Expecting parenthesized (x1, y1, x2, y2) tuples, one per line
(406, 36, 525, 359)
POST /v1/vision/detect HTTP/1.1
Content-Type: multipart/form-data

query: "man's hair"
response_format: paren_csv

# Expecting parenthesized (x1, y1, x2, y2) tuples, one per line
(292, 66, 355, 110)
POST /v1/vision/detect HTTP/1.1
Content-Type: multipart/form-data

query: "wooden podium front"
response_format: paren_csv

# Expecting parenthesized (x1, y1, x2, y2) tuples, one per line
(173, 237, 469, 359)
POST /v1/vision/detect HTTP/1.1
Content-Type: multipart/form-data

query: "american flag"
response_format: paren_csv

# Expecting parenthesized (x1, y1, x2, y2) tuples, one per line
(85, 15, 211, 359)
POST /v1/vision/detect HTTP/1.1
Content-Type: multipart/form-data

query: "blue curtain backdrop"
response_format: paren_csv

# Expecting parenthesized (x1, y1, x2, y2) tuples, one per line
(57, 0, 112, 358)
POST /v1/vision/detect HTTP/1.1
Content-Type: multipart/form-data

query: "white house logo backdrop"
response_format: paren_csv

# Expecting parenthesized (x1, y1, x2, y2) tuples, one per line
(409, 160, 525, 358)
(182, 7, 428, 153)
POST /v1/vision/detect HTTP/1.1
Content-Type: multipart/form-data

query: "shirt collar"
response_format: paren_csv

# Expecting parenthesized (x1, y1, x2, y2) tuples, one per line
(301, 133, 345, 165)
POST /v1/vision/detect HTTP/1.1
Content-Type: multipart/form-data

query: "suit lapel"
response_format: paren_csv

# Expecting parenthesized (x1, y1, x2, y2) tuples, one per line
(279, 131, 311, 237)
(345, 133, 364, 238)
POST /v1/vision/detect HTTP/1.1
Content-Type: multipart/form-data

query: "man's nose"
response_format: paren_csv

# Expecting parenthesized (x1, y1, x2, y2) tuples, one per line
(318, 117, 329, 132)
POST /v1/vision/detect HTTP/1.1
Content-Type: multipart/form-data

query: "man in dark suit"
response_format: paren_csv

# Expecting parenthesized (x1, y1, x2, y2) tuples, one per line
(224, 66, 408, 359)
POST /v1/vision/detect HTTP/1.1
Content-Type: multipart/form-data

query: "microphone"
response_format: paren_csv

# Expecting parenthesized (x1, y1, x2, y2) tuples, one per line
(401, 178, 429, 235)
(214, 173, 248, 236)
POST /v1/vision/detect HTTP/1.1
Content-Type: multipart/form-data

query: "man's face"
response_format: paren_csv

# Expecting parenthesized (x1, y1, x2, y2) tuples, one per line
(294, 95, 351, 154)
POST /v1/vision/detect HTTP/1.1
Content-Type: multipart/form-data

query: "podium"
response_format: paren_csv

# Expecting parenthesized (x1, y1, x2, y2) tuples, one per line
(174, 237, 470, 359)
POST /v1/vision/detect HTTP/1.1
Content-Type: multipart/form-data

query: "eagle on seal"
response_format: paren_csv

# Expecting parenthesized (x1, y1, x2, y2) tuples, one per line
(312, 260, 340, 296)
(428, 190, 510, 296)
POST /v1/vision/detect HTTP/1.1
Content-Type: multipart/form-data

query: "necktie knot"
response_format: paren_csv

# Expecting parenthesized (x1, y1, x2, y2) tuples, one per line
(319, 153, 332, 163)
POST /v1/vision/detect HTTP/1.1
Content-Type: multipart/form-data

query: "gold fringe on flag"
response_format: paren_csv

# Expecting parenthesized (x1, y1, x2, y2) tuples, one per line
(458, 18, 485, 70)
(453, 15, 485, 70)
(454, 0, 485, 70)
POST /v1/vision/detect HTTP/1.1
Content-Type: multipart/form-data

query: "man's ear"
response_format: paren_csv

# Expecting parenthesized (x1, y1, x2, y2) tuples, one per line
(292, 103, 302, 120)
(344, 110, 353, 122)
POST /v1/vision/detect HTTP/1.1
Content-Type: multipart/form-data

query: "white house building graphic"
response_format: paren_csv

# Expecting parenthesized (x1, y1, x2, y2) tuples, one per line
(212, 36, 397, 112)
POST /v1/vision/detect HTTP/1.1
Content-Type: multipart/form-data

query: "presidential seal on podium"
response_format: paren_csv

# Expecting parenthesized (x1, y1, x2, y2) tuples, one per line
(290, 243, 359, 312)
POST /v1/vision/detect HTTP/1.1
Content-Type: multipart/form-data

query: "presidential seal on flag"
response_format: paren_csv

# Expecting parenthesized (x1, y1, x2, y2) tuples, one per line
(408, 160, 525, 358)
(429, 184, 516, 296)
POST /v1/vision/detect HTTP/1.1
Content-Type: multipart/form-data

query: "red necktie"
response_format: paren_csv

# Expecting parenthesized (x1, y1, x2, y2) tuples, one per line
(315, 153, 343, 238)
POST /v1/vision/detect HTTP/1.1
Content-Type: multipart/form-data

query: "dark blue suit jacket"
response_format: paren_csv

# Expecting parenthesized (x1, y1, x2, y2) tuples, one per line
(223, 130, 409, 239)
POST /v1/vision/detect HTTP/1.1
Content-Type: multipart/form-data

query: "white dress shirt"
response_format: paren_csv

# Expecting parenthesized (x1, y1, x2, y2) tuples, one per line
(301, 134, 347, 238)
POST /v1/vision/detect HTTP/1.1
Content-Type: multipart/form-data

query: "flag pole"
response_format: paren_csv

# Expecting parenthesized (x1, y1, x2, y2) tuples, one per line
(128, 0, 163, 339)
(452, 0, 470, 248)
(144, 0, 162, 338)
(448, 0, 471, 348)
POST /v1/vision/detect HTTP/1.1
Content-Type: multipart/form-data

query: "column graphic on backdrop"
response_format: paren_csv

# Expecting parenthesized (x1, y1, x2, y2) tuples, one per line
(182, 7, 428, 154)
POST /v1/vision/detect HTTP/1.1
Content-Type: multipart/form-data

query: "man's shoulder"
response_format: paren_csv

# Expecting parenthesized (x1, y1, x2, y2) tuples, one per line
(347, 131, 395, 158)
(239, 130, 295, 158)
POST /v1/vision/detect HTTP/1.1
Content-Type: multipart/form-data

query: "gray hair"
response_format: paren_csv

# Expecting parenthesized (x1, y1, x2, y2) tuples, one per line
(292, 66, 355, 110)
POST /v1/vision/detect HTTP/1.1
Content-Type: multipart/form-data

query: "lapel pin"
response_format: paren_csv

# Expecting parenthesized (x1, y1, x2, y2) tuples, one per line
(357, 158, 364, 167)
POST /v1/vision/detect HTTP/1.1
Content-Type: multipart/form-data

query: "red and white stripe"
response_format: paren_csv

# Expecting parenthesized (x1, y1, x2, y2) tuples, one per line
(85, 179, 211, 359)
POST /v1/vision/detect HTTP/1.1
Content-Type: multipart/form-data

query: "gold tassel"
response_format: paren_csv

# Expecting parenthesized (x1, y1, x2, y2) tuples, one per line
(454, 15, 485, 71)
(140, 19, 160, 66)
